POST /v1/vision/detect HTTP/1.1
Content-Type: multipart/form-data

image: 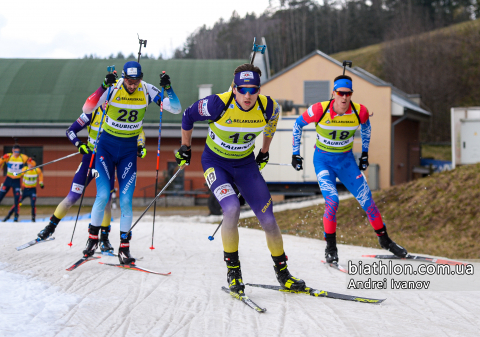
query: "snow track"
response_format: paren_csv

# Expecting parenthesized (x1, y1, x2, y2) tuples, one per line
(1, 220, 480, 336)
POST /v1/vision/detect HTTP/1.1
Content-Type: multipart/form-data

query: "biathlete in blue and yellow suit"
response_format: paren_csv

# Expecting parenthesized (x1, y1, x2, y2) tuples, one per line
(291, 73, 408, 263)
(81, 61, 181, 265)
(177, 63, 306, 293)
(0, 145, 30, 222)
(5, 159, 44, 222)
(37, 74, 145, 254)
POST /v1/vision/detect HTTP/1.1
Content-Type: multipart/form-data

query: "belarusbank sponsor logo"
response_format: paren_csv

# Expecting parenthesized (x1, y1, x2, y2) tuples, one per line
(119, 97, 142, 101)
(122, 172, 136, 195)
(226, 118, 233, 124)
(233, 119, 263, 123)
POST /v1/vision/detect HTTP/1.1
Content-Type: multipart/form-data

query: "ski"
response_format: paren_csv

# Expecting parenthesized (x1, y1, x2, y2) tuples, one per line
(221, 286, 266, 313)
(16, 237, 55, 251)
(362, 254, 468, 266)
(98, 262, 171, 275)
(66, 256, 100, 271)
(94, 251, 143, 260)
(321, 260, 348, 273)
(246, 283, 385, 304)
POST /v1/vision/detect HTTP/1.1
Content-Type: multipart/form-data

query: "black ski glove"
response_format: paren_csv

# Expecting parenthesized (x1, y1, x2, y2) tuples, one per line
(76, 141, 90, 155)
(255, 150, 269, 170)
(160, 72, 171, 89)
(358, 151, 369, 171)
(137, 145, 147, 159)
(175, 145, 191, 166)
(102, 72, 117, 89)
(292, 155, 303, 171)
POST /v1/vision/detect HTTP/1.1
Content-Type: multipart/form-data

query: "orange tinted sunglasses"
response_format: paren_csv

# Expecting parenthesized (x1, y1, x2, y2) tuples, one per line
(335, 90, 353, 97)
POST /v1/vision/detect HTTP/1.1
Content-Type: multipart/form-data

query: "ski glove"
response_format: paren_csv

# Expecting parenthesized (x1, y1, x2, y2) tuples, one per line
(102, 72, 117, 89)
(358, 151, 369, 171)
(160, 72, 171, 89)
(137, 145, 147, 159)
(175, 145, 191, 166)
(292, 155, 303, 171)
(255, 150, 269, 170)
(40, 182, 44, 189)
(76, 141, 90, 155)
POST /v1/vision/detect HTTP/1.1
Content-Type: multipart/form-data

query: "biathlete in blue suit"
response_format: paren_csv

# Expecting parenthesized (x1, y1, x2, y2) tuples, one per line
(81, 61, 182, 265)
(176, 63, 306, 294)
(291, 72, 408, 263)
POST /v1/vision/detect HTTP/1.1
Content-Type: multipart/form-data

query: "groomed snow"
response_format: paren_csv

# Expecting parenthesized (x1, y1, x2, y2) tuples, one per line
(1, 218, 480, 337)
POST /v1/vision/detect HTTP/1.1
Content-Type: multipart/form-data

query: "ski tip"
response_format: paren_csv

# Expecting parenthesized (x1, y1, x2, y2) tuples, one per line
(361, 255, 376, 257)
(208, 236, 214, 241)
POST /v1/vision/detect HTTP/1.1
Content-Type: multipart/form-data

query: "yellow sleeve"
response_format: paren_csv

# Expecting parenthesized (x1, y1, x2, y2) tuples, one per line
(263, 98, 280, 138)
(37, 168, 44, 184)
(21, 154, 29, 163)
(137, 130, 146, 147)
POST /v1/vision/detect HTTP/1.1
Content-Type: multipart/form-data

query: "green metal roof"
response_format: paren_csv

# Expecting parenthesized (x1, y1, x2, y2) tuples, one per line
(0, 58, 246, 123)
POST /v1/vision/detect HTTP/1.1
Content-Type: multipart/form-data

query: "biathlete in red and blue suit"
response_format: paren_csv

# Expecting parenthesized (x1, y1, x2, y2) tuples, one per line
(291, 73, 408, 263)
(176, 63, 306, 294)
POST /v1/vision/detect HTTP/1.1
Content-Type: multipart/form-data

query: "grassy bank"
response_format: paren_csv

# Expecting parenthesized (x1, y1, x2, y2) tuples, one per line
(240, 163, 480, 259)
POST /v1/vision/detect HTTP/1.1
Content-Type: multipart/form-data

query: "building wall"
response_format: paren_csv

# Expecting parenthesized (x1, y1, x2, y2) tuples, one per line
(392, 118, 421, 185)
(0, 136, 209, 200)
(261, 54, 393, 188)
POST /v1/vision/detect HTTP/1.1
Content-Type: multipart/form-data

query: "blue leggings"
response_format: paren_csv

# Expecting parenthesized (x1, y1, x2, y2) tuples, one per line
(313, 148, 384, 234)
(91, 132, 137, 232)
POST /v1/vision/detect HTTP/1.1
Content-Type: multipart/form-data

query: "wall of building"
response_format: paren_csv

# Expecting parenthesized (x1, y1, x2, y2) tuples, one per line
(392, 118, 421, 185)
(261, 54, 393, 188)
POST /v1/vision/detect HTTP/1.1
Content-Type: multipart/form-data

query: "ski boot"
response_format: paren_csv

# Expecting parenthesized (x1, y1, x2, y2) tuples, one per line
(2, 215, 10, 222)
(99, 225, 114, 254)
(325, 232, 339, 263)
(273, 253, 306, 291)
(224, 251, 245, 293)
(118, 231, 135, 265)
(83, 224, 100, 257)
(376, 225, 408, 258)
(32, 215, 36, 222)
(13, 214, 19, 222)
(37, 215, 60, 240)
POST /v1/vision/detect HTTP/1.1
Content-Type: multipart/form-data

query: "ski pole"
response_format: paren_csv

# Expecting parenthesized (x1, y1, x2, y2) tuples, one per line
(137, 34, 147, 63)
(267, 162, 290, 166)
(208, 192, 242, 241)
(13, 152, 80, 176)
(126, 166, 184, 236)
(150, 76, 165, 250)
(68, 65, 115, 247)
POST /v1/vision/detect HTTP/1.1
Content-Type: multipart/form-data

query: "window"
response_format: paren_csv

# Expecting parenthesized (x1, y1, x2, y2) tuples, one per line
(304, 81, 330, 106)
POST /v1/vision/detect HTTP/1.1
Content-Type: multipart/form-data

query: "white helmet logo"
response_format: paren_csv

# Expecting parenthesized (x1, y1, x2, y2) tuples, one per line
(127, 68, 138, 76)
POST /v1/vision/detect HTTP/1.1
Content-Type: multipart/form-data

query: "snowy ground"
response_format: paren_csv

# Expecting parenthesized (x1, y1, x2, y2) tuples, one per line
(1, 217, 480, 337)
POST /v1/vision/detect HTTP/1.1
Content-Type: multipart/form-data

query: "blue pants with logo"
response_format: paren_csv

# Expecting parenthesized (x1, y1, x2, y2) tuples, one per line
(91, 132, 137, 232)
(201, 147, 283, 256)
